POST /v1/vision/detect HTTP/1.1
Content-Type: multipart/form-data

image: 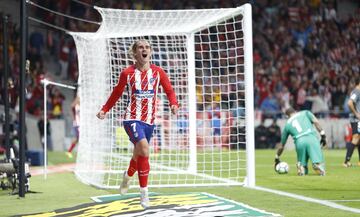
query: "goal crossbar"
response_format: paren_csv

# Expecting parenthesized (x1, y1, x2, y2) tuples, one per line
(71, 7, 244, 38)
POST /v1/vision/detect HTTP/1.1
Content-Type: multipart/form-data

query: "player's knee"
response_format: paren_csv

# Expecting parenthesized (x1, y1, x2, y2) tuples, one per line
(138, 148, 149, 157)
(136, 140, 149, 156)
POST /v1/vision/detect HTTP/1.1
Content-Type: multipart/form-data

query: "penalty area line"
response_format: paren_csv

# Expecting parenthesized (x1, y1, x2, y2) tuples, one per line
(251, 186, 360, 214)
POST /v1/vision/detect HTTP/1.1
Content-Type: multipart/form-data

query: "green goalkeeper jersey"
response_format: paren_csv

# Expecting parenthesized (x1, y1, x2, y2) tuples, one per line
(281, 110, 317, 145)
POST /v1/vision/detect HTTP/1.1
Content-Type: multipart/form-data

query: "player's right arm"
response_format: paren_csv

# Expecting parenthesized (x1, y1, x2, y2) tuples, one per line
(306, 110, 327, 147)
(96, 70, 128, 120)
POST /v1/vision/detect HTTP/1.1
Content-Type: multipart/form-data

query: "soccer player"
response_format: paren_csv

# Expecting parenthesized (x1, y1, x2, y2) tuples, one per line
(274, 107, 327, 176)
(96, 39, 179, 209)
(343, 78, 360, 167)
(66, 94, 80, 158)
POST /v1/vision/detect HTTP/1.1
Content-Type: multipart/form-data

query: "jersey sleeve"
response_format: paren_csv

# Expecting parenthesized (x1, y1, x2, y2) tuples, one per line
(350, 91, 358, 101)
(159, 68, 178, 107)
(305, 110, 316, 123)
(101, 70, 128, 113)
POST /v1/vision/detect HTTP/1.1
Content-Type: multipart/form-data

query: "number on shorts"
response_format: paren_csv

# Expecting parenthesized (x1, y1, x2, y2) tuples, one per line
(131, 123, 137, 132)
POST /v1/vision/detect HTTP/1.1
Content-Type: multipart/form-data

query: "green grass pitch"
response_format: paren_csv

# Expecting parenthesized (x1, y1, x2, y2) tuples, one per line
(0, 150, 359, 216)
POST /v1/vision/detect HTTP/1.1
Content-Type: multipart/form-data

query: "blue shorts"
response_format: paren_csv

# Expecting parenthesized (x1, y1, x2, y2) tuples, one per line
(351, 122, 360, 135)
(123, 120, 155, 145)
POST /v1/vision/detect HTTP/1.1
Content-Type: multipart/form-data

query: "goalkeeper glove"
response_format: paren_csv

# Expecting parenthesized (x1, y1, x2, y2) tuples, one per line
(320, 130, 327, 147)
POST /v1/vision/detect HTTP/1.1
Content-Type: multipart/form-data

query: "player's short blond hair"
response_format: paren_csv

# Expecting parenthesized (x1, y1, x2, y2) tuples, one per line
(285, 107, 296, 117)
(128, 39, 151, 59)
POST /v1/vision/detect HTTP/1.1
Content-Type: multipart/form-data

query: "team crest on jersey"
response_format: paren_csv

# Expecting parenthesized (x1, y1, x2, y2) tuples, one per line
(149, 77, 156, 85)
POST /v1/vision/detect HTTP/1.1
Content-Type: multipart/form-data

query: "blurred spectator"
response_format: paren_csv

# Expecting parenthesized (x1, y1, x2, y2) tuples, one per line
(306, 89, 329, 117)
(296, 83, 307, 110)
(29, 31, 44, 55)
(50, 88, 65, 119)
(37, 113, 53, 151)
(278, 86, 292, 110)
(255, 118, 268, 149)
(267, 118, 281, 149)
(260, 92, 280, 118)
(208, 102, 222, 146)
(58, 38, 70, 80)
(66, 94, 80, 158)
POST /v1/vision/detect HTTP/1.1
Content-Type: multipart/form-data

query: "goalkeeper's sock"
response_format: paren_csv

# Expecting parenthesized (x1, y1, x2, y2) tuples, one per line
(345, 142, 355, 163)
(137, 156, 150, 188)
(67, 143, 77, 153)
(127, 158, 137, 177)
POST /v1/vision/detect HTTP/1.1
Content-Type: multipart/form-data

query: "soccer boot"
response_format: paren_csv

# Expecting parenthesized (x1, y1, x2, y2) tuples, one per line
(343, 161, 352, 168)
(313, 163, 325, 176)
(66, 152, 73, 158)
(140, 187, 150, 209)
(119, 171, 130, 195)
(296, 162, 305, 176)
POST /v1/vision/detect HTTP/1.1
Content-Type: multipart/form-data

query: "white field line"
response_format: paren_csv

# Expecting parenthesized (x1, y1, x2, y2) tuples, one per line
(328, 199, 360, 202)
(252, 186, 360, 214)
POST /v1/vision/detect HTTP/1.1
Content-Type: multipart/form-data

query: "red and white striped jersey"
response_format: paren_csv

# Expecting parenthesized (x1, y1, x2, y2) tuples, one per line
(101, 64, 178, 125)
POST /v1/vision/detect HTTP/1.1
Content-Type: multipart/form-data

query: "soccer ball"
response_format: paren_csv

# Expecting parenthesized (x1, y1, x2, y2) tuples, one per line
(276, 162, 289, 174)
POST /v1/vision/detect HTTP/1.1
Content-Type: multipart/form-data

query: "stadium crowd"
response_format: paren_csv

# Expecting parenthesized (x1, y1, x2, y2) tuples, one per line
(0, 0, 359, 120)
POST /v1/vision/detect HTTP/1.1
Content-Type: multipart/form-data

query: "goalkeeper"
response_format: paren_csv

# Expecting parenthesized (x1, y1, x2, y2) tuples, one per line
(96, 39, 179, 209)
(274, 107, 326, 176)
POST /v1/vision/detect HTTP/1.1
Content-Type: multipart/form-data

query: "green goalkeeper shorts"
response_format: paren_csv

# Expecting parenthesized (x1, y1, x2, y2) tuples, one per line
(295, 135, 323, 167)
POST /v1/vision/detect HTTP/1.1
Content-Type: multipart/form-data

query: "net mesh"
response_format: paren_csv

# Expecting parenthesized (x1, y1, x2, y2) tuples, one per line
(71, 5, 251, 189)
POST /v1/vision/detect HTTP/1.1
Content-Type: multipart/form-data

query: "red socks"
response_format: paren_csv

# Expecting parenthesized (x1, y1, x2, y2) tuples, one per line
(67, 143, 76, 153)
(126, 156, 150, 188)
(137, 156, 150, 188)
(127, 158, 138, 177)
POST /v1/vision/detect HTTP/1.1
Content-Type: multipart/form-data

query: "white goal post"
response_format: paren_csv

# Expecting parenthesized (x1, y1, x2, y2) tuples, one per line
(70, 3, 254, 189)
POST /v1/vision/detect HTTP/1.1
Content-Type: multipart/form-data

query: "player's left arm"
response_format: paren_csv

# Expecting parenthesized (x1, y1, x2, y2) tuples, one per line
(159, 68, 179, 115)
(275, 128, 288, 166)
(348, 94, 360, 120)
(308, 111, 327, 147)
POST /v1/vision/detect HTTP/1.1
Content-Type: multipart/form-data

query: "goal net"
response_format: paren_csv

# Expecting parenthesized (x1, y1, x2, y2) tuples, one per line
(70, 3, 254, 189)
